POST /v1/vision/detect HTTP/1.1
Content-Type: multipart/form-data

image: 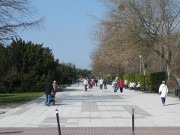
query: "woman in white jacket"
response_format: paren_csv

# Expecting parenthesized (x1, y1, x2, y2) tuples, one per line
(83, 78, 88, 91)
(159, 81, 168, 106)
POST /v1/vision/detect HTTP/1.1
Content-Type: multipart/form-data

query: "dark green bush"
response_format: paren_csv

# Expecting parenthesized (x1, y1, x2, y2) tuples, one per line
(0, 39, 78, 93)
(148, 72, 166, 92)
(123, 72, 166, 92)
(103, 71, 166, 93)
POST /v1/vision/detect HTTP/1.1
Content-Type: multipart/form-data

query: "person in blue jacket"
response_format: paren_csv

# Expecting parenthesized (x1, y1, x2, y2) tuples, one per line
(45, 79, 53, 106)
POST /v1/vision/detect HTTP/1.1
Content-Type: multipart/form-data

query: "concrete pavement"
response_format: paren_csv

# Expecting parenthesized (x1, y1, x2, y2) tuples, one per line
(0, 84, 180, 134)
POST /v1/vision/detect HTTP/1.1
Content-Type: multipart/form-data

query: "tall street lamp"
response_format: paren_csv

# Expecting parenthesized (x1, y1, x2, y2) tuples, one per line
(139, 55, 142, 73)
(144, 69, 146, 91)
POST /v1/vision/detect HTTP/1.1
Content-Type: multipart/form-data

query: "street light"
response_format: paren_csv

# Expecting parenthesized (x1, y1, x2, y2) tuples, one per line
(139, 55, 142, 73)
(144, 69, 145, 91)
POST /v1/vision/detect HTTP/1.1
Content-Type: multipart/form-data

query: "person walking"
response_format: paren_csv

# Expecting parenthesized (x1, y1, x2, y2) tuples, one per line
(45, 79, 53, 106)
(95, 78, 98, 87)
(118, 80, 124, 93)
(52, 80, 59, 92)
(124, 79, 128, 89)
(88, 79, 91, 88)
(90, 79, 94, 88)
(159, 81, 168, 106)
(99, 78, 103, 89)
(83, 78, 88, 91)
(103, 79, 107, 89)
(113, 77, 119, 92)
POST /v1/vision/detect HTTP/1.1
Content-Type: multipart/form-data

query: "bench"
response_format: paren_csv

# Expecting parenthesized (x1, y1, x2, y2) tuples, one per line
(142, 86, 149, 93)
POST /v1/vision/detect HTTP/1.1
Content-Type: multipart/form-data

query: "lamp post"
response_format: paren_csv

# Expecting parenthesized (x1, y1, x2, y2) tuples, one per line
(178, 78, 180, 100)
(143, 70, 145, 91)
(139, 55, 142, 73)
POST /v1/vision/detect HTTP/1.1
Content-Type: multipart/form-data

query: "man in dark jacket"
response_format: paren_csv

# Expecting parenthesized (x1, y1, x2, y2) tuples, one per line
(103, 79, 107, 89)
(45, 80, 53, 106)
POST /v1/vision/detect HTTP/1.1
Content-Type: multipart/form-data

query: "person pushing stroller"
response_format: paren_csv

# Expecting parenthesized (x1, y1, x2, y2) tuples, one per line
(51, 80, 59, 105)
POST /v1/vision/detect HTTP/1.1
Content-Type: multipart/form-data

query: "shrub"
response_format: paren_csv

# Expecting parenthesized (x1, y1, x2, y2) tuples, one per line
(103, 71, 166, 93)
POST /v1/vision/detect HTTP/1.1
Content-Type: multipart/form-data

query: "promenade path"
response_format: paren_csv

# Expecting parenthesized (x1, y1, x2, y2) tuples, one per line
(0, 84, 180, 135)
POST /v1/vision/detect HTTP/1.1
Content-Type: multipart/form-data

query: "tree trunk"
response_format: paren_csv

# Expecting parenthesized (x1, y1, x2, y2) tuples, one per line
(7, 81, 13, 94)
(168, 66, 180, 88)
(116, 67, 119, 76)
(167, 66, 171, 80)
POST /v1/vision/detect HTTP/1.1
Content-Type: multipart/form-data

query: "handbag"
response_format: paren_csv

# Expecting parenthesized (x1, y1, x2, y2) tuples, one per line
(159, 91, 162, 95)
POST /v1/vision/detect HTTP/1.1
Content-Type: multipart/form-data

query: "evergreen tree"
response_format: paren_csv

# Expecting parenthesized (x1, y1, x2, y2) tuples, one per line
(0, 38, 78, 93)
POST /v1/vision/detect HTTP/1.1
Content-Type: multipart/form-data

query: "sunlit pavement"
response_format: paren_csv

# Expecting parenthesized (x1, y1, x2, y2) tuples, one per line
(0, 84, 180, 134)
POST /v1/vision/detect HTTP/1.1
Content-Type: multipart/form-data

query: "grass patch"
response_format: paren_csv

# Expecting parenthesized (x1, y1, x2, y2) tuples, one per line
(0, 92, 44, 107)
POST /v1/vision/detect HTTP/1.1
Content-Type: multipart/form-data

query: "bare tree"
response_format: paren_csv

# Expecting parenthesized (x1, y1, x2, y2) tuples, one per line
(0, 0, 43, 44)
(95, 0, 180, 86)
(126, 0, 180, 85)
(91, 0, 144, 75)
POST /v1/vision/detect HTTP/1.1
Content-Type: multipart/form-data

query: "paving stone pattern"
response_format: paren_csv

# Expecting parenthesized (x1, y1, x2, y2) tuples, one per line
(0, 84, 180, 134)
(1, 127, 180, 135)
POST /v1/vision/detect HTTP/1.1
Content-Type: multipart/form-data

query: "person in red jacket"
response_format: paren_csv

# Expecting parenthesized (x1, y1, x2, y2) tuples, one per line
(118, 80, 124, 93)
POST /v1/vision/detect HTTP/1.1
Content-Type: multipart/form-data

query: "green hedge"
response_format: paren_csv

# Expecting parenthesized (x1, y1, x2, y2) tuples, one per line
(147, 72, 166, 92)
(104, 72, 166, 93)
(103, 76, 115, 83)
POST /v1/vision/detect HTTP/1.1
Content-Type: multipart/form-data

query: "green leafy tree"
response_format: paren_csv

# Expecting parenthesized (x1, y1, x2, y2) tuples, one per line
(0, 38, 78, 93)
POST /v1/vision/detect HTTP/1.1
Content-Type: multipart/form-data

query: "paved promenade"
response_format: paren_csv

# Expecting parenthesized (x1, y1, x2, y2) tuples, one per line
(0, 84, 180, 134)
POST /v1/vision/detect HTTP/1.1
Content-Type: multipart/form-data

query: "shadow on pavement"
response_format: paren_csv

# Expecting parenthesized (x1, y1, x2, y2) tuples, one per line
(0, 131, 23, 134)
(53, 103, 70, 106)
(166, 103, 180, 106)
(61, 89, 82, 92)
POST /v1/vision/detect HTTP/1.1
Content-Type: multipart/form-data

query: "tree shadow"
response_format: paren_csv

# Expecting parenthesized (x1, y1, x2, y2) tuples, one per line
(166, 103, 180, 106)
(61, 89, 82, 92)
(53, 103, 70, 106)
(0, 131, 23, 134)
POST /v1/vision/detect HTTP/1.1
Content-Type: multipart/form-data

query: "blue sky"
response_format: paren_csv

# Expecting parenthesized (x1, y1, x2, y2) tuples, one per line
(19, 0, 105, 70)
